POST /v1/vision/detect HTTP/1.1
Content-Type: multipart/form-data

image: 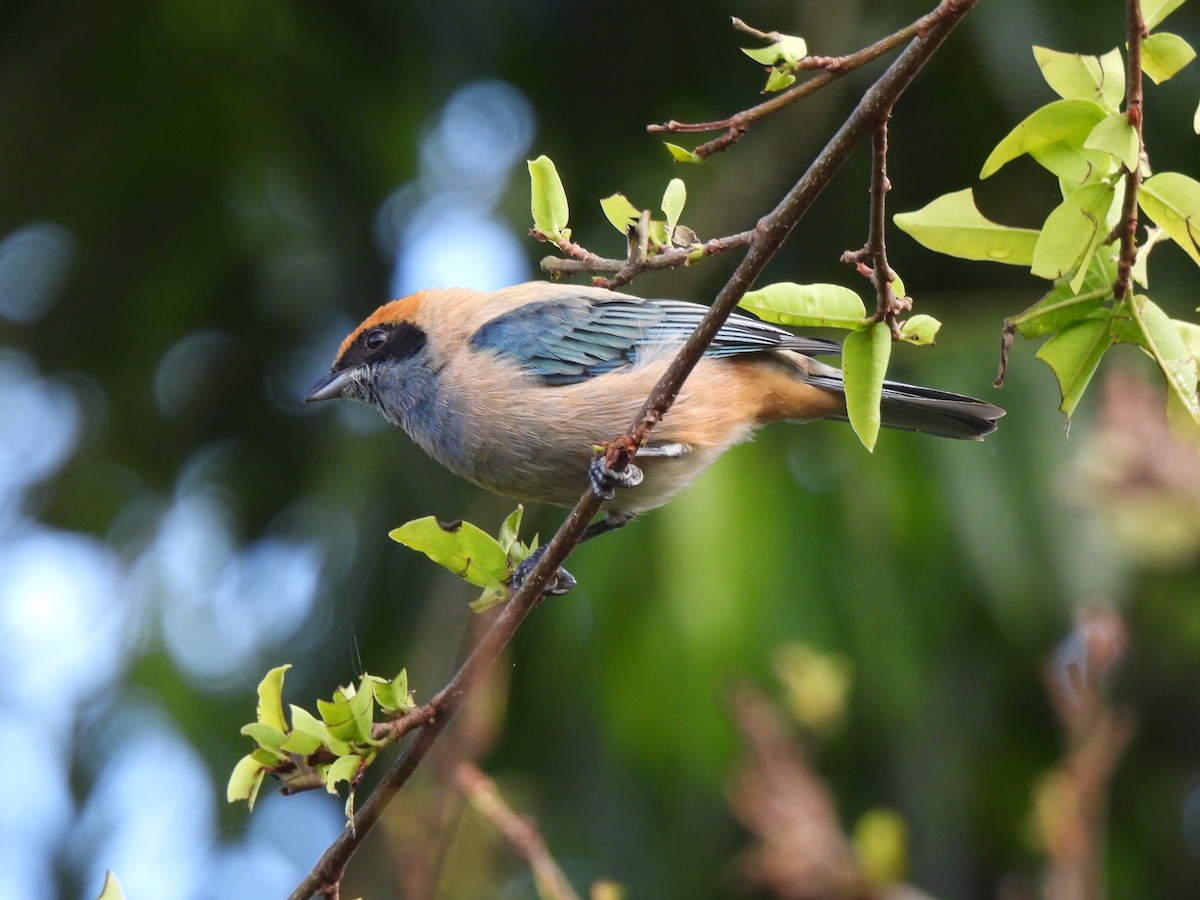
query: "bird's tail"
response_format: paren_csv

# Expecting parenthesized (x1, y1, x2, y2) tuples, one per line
(805, 372, 1004, 441)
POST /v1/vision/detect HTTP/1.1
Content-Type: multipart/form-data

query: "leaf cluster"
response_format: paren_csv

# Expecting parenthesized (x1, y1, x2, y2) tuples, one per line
(227, 664, 416, 820)
(895, 5, 1200, 427)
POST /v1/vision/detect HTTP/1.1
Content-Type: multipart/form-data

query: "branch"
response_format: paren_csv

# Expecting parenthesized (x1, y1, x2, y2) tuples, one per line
(288, 2, 979, 895)
(456, 762, 583, 900)
(540, 228, 757, 287)
(647, 4, 956, 159)
(840, 118, 911, 338)
(1111, 0, 1147, 303)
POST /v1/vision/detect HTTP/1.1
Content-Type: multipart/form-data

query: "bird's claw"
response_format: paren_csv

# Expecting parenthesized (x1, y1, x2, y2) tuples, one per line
(511, 545, 577, 597)
(588, 455, 643, 501)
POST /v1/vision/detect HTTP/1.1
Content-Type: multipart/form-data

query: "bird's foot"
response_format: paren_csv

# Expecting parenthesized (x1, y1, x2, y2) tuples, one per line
(510, 545, 577, 597)
(588, 455, 643, 501)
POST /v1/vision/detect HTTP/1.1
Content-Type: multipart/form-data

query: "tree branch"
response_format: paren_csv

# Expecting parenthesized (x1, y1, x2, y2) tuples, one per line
(647, 3, 957, 159)
(288, 2, 979, 895)
(1111, 0, 1147, 303)
(840, 118, 910, 338)
(456, 762, 583, 900)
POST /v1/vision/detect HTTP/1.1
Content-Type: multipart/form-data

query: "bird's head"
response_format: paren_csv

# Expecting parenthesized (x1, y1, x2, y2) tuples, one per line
(305, 296, 431, 424)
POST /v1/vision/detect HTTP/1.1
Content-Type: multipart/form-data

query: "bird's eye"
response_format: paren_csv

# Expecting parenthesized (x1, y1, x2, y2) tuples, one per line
(364, 328, 389, 351)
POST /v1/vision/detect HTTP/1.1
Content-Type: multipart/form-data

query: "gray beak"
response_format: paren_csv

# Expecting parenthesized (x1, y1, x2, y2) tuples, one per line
(305, 368, 356, 403)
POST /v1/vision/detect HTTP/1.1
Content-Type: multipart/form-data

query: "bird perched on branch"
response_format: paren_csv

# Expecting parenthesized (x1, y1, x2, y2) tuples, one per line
(307, 282, 1003, 583)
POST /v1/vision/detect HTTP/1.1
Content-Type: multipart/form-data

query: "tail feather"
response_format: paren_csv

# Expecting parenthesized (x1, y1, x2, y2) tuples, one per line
(806, 373, 1004, 441)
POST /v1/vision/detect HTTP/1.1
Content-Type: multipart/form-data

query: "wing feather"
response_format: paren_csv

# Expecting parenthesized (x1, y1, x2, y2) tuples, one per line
(469, 291, 839, 385)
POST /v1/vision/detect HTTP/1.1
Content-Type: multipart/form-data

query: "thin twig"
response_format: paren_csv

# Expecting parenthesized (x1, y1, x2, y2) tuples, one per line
(647, 4, 952, 158)
(288, 3, 979, 895)
(840, 118, 910, 338)
(456, 762, 583, 900)
(541, 229, 756, 285)
(1111, 0, 1147, 303)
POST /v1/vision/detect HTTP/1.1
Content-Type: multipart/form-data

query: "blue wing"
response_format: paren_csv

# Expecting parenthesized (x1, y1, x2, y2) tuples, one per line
(469, 290, 840, 385)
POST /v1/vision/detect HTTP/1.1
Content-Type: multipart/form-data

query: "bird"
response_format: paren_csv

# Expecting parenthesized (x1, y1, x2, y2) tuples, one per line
(307, 282, 1003, 588)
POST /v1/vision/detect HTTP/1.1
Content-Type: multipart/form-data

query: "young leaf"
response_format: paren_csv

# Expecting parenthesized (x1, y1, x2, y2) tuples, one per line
(742, 44, 783, 64)
(894, 188, 1039, 264)
(317, 686, 374, 744)
(600, 194, 640, 234)
(980, 99, 1107, 179)
(470, 585, 511, 613)
(764, 69, 797, 92)
(1083, 114, 1139, 170)
(1139, 172, 1200, 268)
(323, 753, 362, 793)
(1031, 182, 1114, 281)
(661, 178, 686, 240)
(256, 664, 291, 733)
(227, 754, 268, 808)
(240, 722, 288, 757)
(389, 517, 510, 588)
(1141, 32, 1196, 83)
(665, 143, 704, 164)
(1131, 295, 1200, 421)
(287, 704, 348, 756)
(842, 322, 891, 452)
(1035, 314, 1114, 418)
(739, 282, 867, 329)
(97, 872, 126, 900)
(1032, 47, 1125, 109)
(1144, 0, 1190, 30)
(1007, 264, 1113, 340)
(898, 314, 942, 345)
(497, 505, 524, 556)
(778, 34, 807, 63)
(528, 156, 570, 242)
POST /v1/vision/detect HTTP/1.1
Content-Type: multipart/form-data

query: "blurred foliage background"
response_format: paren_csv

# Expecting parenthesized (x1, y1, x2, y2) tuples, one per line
(2, 1, 1200, 898)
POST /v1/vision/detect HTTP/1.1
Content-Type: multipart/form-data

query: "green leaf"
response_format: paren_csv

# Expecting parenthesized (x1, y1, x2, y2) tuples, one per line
(1131, 295, 1200, 420)
(323, 754, 362, 793)
(240, 722, 287, 756)
(1035, 314, 1114, 418)
(1144, 0, 1190, 30)
(742, 44, 782, 64)
(894, 188, 1039, 264)
(527, 155, 570, 242)
(1007, 253, 1114, 339)
(1031, 140, 1117, 184)
(981, 99, 1108, 179)
(661, 179, 686, 240)
(1142, 32, 1196, 83)
(842, 322, 891, 452)
(1031, 182, 1115, 281)
(376, 669, 415, 713)
(739, 282, 867, 330)
(1083, 114, 1139, 170)
(600, 193, 640, 234)
(96, 872, 126, 900)
(286, 704, 346, 755)
(317, 683, 374, 744)
(1032, 47, 1125, 109)
(898, 314, 941, 345)
(764, 69, 796, 92)
(741, 34, 806, 65)
(497, 505, 524, 556)
(1140, 172, 1200, 268)
(1195, 96, 1200, 134)
(470, 584, 511, 613)
(227, 754, 268, 808)
(389, 516, 510, 587)
(665, 142, 704, 164)
(256, 664, 291, 733)
(778, 34, 807, 63)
